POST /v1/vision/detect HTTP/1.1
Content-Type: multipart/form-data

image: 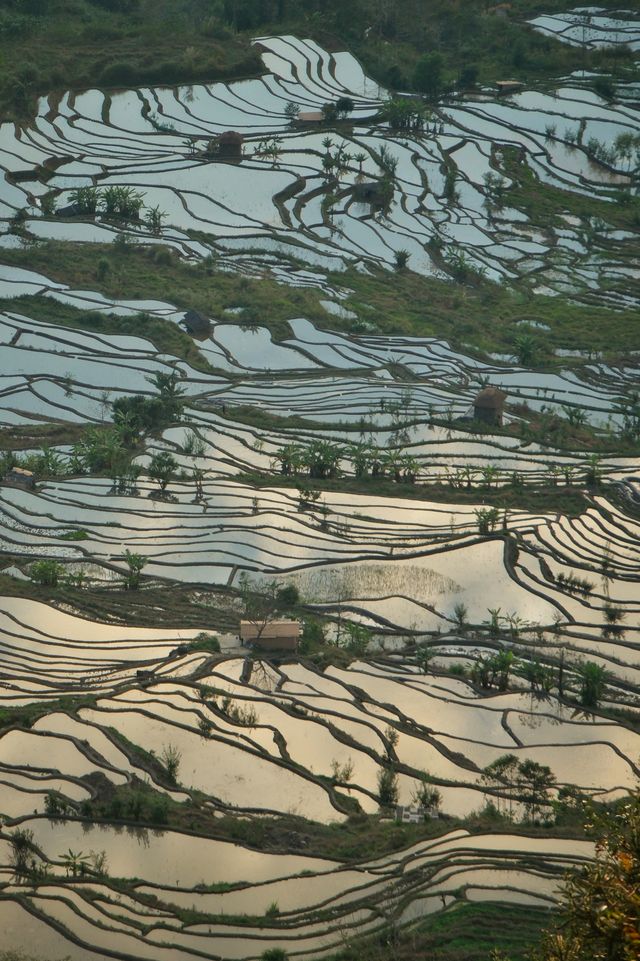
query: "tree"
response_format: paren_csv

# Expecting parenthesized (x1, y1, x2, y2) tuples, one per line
(122, 550, 147, 590)
(148, 451, 177, 492)
(276, 584, 299, 609)
(30, 560, 65, 587)
(148, 370, 185, 422)
(378, 767, 399, 807)
(321, 102, 338, 122)
(145, 205, 166, 234)
(101, 185, 145, 221)
(584, 453, 602, 487)
(59, 848, 91, 877)
(452, 601, 468, 632)
(459, 64, 478, 88)
(416, 644, 434, 674)
(160, 744, 181, 784)
(238, 573, 282, 641)
(341, 621, 371, 656)
(411, 772, 442, 817)
(512, 331, 539, 366)
(284, 101, 300, 121)
(475, 507, 499, 535)
(532, 785, 640, 961)
(516, 759, 556, 822)
(603, 602, 625, 639)
(413, 52, 443, 99)
(577, 661, 608, 709)
(9, 828, 37, 881)
(482, 754, 520, 819)
(70, 186, 100, 215)
(336, 96, 354, 118)
(394, 249, 410, 270)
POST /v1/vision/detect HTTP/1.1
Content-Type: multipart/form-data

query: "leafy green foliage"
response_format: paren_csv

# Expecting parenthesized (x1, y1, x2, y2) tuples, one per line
(532, 787, 640, 961)
(148, 450, 177, 492)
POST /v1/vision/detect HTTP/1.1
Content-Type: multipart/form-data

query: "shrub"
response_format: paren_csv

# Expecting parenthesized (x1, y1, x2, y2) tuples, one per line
(394, 249, 410, 271)
(99, 62, 138, 87)
(413, 52, 443, 98)
(378, 767, 399, 806)
(96, 257, 110, 281)
(193, 632, 220, 653)
(30, 560, 65, 587)
(276, 584, 299, 608)
(160, 744, 181, 784)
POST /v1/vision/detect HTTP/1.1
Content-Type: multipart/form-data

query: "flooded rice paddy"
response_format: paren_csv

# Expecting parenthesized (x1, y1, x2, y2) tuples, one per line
(0, 24, 639, 304)
(0, 11, 640, 960)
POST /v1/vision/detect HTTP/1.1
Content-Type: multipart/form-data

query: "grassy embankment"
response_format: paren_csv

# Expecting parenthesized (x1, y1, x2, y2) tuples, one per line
(3, 238, 640, 362)
(2, 0, 638, 122)
(2, 240, 636, 519)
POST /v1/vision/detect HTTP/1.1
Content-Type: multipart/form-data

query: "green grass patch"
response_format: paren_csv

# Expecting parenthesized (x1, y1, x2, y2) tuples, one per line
(413, 900, 552, 961)
(1, 290, 214, 373)
(0, 695, 96, 734)
(240, 471, 591, 517)
(3, 236, 639, 368)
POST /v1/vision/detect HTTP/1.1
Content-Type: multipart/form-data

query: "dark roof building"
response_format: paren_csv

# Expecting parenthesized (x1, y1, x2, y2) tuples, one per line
(217, 130, 244, 159)
(352, 180, 389, 206)
(473, 387, 507, 426)
(182, 310, 210, 337)
(4, 467, 35, 489)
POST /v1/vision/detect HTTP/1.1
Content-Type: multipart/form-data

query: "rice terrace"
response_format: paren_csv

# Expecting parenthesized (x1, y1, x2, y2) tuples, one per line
(0, 1, 639, 959)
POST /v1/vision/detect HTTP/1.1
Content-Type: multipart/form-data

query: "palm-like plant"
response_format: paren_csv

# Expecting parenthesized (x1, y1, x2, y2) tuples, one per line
(59, 849, 91, 877)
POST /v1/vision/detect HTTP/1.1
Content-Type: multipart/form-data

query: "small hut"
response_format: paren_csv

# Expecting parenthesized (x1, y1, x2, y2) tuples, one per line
(240, 620, 300, 652)
(217, 130, 244, 160)
(4, 467, 35, 490)
(496, 80, 524, 96)
(396, 804, 440, 823)
(473, 387, 507, 426)
(181, 309, 210, 338)
(297, 111, 324, 125)
(352, 180, 390, 207)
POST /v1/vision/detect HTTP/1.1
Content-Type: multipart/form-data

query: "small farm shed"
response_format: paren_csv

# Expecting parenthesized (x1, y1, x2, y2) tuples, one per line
(396, 804, 440, 823)
(352, 181, 388, 206)
(215, 130, 244, 159)
(240, 620, 300, 652)
(297, 111, 324, 124)
(473, 387, 507, 426)
(496, 80, 524, 96)
(182, 309, 210, 337)
(4, 467, 34, 490)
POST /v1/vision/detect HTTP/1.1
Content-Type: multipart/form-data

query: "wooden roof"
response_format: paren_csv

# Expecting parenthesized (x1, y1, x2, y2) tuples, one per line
(240, 620, 300, 640)
(298, 111, 323, 123)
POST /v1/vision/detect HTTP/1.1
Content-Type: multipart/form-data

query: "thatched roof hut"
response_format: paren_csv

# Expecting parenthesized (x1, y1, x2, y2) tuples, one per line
(352, 180, 389, 206)
(182, 310, 210, 337)
(217, 130, 244, 159)
(473, 387, 507, 426)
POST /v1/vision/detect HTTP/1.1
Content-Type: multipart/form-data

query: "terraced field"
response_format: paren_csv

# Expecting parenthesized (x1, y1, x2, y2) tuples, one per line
(0, 7, 639, 960)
